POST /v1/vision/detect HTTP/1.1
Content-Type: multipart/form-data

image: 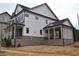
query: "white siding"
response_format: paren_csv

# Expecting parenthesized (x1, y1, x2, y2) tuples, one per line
(15, 5, 22, 14)
(31, 4, 57, 19)
(16, 12, 25, 23)
(63, 27, 73, 39)
(22, 11, 55, 37)
(10, 12, 25, 23)
(63, 20, 71, 26)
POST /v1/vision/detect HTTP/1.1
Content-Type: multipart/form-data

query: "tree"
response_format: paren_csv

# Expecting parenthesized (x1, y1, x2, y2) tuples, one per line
(73, 28, 79, 42)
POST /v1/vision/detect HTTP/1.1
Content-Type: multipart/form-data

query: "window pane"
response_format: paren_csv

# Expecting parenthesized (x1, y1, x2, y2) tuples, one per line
(26, 28, 29, 33)
(40, 30, 42, 35)
(55, 27, 61, 39)
(45, 30, 48, 33)
(25, 14, 29, 17)
(46, 20, 48, 24)
(35, 16, 39, 20)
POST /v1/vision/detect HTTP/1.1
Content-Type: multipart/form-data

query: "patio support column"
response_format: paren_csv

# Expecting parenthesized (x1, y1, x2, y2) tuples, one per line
(61, 26, 63, 40)
(48, 29, 50, 40)
(14, 25, 16, 47)
(54, 27, 56, 40)
(11, 28, 13, 39)
(10, 28, 11, 39)
(14, 25, 16, 39)
(61, 26, 64, 45)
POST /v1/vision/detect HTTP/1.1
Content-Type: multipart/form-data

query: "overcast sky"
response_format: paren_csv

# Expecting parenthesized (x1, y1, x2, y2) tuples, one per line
(0, 0, 79, 29)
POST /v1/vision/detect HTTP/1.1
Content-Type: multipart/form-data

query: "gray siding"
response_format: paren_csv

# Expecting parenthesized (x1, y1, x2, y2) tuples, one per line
(0, 13, 10, 39)
(0, 13, 10, 23)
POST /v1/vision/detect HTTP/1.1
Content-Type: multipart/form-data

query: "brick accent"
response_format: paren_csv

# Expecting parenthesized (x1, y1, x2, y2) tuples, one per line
(13, 36, 74, 47)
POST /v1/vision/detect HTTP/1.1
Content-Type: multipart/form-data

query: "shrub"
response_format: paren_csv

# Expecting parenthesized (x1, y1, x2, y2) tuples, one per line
(4, 38, 6, 42)
(73, 45, 79, 48)
(17, 44, 21, 47)
(6, 39, 11, 47)
(73, 28, 79, 42)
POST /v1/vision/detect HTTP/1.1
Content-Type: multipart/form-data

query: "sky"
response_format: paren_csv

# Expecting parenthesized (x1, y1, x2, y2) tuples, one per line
(0, 0, 79, 29)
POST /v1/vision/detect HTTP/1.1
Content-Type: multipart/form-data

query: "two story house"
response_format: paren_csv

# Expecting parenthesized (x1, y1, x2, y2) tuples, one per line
(3, 3, 74, 46)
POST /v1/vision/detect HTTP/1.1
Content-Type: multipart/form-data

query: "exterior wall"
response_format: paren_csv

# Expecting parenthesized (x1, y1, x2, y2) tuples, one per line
(0, 23, 9, 38)
(22, 11, 55, 37)
(62, 27, 73, 40)
(15, 5, 22, 14)
(63, 20, 71, 26)
(0, 13, 10, 23)
(31, 4, 57, 19)
(0, 13, 10, 39)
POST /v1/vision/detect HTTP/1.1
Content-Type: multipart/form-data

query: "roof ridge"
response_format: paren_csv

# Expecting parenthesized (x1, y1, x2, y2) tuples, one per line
(31, 3, 47, 9)
(0, 12, 7, 14)
(18, 4, 30, 9)
(30, 3, 59, 20)
(11, 9, 57, 21)
(0, 12, 11, 16)
(44, 18, 69, 28)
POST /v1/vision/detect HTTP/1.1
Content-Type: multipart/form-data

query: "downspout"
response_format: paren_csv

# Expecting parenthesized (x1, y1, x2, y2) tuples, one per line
(61, 25, 64, 46)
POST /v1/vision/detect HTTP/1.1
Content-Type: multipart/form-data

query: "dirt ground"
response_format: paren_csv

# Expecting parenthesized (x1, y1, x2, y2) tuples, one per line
(1, 42, 79, 56)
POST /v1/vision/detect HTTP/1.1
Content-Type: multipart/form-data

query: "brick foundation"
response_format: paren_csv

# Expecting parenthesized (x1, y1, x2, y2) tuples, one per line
(12, 36, 74, 47)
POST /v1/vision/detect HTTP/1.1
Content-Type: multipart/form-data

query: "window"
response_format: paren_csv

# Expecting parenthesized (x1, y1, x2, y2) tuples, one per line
(21, 14, 25, 22)
(40, 30, 42, 35)
(55, 27, 61, 39)
(17, 16, 20, 22)
(25, 14, 29, 17)
(35, 16, 39, 20)
(15, 17, 19, 23)
(12, 20, 14, 23)
(46, 20, 48, 24)
(9, 21, 11, 24)
(45, 30, 48, 34)
(26, 28, 29, 33)
(21, 14, 24, 19)
(50, 29, 54, 39)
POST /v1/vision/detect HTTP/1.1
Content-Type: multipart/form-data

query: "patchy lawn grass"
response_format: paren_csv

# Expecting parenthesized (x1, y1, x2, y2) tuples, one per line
(0, 52, 30, 56)
(16, 46, 79, 55)
(3, 42, 79, 56)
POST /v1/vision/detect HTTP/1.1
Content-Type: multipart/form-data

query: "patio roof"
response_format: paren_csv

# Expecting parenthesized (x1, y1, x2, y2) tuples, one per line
(4, 23, 25, 30)
(43, 18, 74, 29)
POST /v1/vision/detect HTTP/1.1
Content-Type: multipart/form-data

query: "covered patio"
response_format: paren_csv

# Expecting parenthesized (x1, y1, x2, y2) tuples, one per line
(43, 18, 74, 45)
(3, 23, 24, 47)
(5, 23, 24, 39)
(44, 26, 62, 40)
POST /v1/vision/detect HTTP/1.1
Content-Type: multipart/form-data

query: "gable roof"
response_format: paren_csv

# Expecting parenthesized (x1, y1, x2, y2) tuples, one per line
(0, 12, 11, 17)
(18, 4, 30, 10)
(31, 3, 59, 20)
(4, 23, 25, 30)
(13, 4, 30, 15)
(0, 22, 9, 24)
(11, 9, 58, 21)
(44, 18, 74, 29)
(13, 3, 59, 21)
